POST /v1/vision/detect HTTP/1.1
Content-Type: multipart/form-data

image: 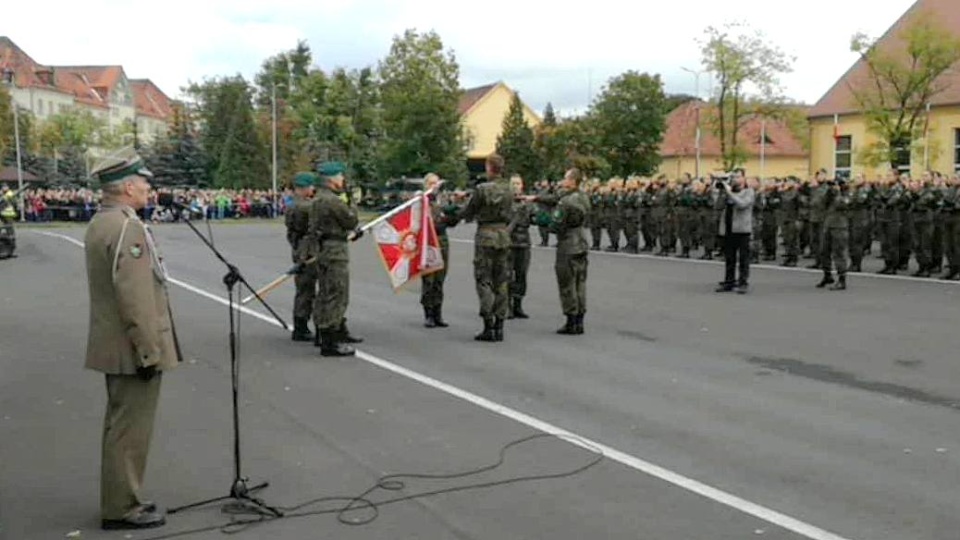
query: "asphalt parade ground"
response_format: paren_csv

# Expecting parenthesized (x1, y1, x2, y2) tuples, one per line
(2, 221, 959, 540)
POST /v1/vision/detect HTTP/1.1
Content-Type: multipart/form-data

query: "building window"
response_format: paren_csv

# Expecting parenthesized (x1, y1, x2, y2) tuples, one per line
(954, 129, 960, 173)
(892, 137, 911, 175)
(835, 135, 852, 180)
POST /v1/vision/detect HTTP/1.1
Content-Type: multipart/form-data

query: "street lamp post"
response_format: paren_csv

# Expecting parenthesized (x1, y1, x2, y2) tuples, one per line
(681, 67, 703, 179)
(3, 68, 25, 222)
(271, 82, 278, 219)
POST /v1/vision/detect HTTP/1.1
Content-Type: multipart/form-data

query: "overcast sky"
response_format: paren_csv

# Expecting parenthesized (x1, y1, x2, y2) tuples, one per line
(6, 0, 917, 116)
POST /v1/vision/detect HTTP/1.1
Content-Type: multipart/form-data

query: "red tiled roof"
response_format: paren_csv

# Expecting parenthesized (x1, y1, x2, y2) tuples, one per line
(0, 36, 66, 94)
(130, 79, 173, 120)
(808, 0, 960, 118)
(459, 83, 498, 115)
(661, 101, 808, 158)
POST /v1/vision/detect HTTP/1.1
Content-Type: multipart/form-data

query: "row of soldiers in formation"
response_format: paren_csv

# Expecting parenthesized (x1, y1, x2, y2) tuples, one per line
(529, 169, 960, 280)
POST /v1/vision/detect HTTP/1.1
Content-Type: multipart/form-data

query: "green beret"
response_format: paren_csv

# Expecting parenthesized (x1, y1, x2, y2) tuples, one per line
(293, 172, 317, 188)
(317, 161, 346, 177)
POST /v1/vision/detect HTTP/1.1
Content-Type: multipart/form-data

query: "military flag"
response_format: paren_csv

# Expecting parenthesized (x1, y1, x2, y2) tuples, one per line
(368, 193, 444, 291)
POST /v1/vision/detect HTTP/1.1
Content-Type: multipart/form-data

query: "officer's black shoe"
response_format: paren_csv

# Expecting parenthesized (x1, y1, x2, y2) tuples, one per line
(942, 268, 960, 280)
(102, 505, 166, 530)
(424, 307, 437, 328)
(474, 318, 496, 342)
(556, 315, 577, 335)
(433, 307, 449, 327)
(830, 276, 847, 290)
(816, 274, 835, 288)
(913, 269, 931, 278)
(291, 317, 313, 342)
(340, 320, 363, 343)
(493, 317, 504, 341)
(512, 298, 529, 319)
(320, 330, 355, 357)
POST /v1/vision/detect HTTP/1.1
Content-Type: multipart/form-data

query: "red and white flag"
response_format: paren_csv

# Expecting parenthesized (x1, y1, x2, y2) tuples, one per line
(370, 194, 444, 291)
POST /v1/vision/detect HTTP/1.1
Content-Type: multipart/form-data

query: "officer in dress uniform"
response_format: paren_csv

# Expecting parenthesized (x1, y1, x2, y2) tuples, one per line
(84, 150, 182, 530)
(285, 172, 318, 341)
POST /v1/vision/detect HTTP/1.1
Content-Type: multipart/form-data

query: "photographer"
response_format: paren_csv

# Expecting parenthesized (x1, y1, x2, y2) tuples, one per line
(715, 170, 755, 293)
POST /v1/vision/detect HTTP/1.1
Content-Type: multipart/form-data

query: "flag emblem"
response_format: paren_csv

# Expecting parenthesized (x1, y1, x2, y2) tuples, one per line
(371, 194, 444, 290)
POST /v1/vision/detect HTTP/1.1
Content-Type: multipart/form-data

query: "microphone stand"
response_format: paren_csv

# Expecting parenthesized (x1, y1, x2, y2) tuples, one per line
(167, 206, 287, 518)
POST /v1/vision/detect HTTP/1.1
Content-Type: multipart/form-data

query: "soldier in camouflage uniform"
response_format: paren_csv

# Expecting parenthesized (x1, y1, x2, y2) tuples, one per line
(535, 180, 553, 246)
(807, 172, 828, 269)
(898, 174, 916, 271)
(588, 184, 604, 250)
(876, 173, 905, 274)
(942, 174, 960, 280)
(603, 179, 622, 252)
(816, 178, 851, 291)
(760, 181, 780, 260)
(676, 175, 697, 258)
(285, 172, 318, 341)
(537, 168, 590, 335)
(656, 180, 677, 256)
(909, 173, 942, 277)
(456, 154, 514, 342)
(620, 177, 641, 253)
(507, 175, 536, 319)
(309, 161, 364, 356)
(697, 181, 718, 260)
(778, 178, 801, 266)
(641, 180, 659, 251)
(847, 174, 873, 272)
(421, 173, 459, 328)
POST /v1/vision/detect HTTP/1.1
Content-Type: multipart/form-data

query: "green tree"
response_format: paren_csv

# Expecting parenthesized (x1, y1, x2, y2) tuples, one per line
(0, 88, 37, 171)
(186, 76, 268, 188)
(495, 92, 539, 182)
(377, 29, 466, 183)
(589, 70, 667, 176)
(148, 104, 210, 186)
(848, 10, 960, 169)
(534, 102, 566, 181)
(553, 115, 609, 179)
(254, 40, 313, 107)
(699, 22, 794, 170)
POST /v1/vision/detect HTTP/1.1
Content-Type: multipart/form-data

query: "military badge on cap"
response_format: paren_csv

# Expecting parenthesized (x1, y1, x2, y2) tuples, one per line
(90, 147, 154, 184)
(130, 244, 143, 258)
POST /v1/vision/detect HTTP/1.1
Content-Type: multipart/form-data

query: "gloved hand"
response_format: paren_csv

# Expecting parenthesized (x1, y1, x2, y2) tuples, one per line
(136, 364, 158, 381)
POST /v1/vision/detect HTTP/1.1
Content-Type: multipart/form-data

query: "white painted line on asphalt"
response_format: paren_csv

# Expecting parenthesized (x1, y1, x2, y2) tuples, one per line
(448, 237, 960, 286)
(34, 229, 855, 540)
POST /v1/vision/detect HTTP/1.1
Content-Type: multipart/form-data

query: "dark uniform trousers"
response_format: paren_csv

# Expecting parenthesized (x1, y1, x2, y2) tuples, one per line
(822, 226, 849, 276)
(101, 374, 162, 520)
(474, 245, 510, 318)
(509, 246, 531, 299)
(293, 262, 317, 319)
(945, 212, 960, 272)
(556, 253, 588, 315)
(421, 241, 450, 308)
(314, 256, 349, 329)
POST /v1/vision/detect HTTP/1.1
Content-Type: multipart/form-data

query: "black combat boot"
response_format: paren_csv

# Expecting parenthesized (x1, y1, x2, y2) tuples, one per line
(830, 275, 847, 290)
(512, 298, 529, 319)
(433, 306, 449, 327)
(339, 319, 363, 343)
(424, 307, 437, 328)
(291, 317, 313, 342)
(556, 315, 577, 335)
(816, 272, 835, 288)
(574, 313, 585, 335)
(942, 267, 960, 280)
(493, 317, 504, 342)
(474, 318, 496, 342)
(320, 329, 355, 357)
(679, 248, 690, 259)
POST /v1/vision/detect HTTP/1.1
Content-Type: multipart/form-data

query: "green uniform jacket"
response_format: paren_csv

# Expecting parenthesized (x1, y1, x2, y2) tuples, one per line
(84, 204, 182, 375)
(509, 200, 537, 247)
(309, 186, 359, 262)
(459, 177, 513, 249)
(285, 195, 315, 263)
(549, 190, 591, 255)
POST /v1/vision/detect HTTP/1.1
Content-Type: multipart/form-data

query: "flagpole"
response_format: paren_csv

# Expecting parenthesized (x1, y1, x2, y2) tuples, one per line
(357, 181, 443, 234)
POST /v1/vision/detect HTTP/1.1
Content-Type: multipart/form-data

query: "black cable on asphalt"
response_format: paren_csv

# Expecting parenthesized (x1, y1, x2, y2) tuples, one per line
(139, 432, 606, 539)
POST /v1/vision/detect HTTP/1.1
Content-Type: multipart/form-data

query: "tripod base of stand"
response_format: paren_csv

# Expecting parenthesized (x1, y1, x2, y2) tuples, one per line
(169, 479, 283, 517)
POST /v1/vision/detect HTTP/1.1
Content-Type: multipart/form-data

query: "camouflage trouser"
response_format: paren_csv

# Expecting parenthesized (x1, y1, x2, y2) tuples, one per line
(821, 226, 849, 276)
(420, 242, 449, 308)
(808, 221, 823, 262)
(590, 225, 603, 249)
(781, 217, 799, 261)
(622, 215, 639, 250)
(849, 220, 870, 269)
(761, 214, 777, 257)
(677, 211, 695, 253)
(474, 245, 510, 319)
(913, 218, 934, 270)
(313, 259, 349, 330)
(945, 214, 960, 271)
(880, 220, 901, 269)
(293, 260, 318, 320)
(700, 210, 717, 254)
(509, 246, 531, 299)
(606, 218, 621, 248)
(641, 213, 657, 250)
(659, 214, 677, 252)
(933, 219, 944, 269)
(538, 226, 550, 246)
(556, 253, 588, 315)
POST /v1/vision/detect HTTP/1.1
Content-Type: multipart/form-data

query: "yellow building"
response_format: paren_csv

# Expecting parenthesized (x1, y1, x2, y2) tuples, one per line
(658, 101, 809, 179)
(807, 0, 960, 178)
(459, 81, 541, 174)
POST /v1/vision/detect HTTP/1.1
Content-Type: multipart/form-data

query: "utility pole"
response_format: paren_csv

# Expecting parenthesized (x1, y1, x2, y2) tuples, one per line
(681, 67, 703, 179)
